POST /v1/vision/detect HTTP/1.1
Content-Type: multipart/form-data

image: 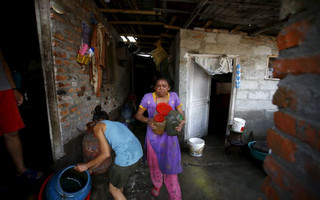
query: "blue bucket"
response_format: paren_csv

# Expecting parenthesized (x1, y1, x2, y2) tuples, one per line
(45, 165, 91, 200)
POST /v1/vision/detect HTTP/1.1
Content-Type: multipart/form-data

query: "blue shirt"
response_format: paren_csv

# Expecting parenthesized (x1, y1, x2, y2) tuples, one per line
(99, 120, 143, 166)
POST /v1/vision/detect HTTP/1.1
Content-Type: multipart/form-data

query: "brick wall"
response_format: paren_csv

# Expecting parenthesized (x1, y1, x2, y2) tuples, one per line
(37, 0, 131, 162)
(261, 0, 320, 199)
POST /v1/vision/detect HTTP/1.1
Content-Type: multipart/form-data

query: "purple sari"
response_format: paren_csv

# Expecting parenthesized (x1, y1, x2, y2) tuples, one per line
(139, 92, 183, 174)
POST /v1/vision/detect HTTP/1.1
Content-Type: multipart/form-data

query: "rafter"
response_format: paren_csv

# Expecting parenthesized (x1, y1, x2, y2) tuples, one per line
(183, 0, 208, 29)
(98, 8, 161, 15)
(153, 8, 192, 14)
(109, 21, 165, 26)
(120, 34, 161, 39)
(108, 21, 182, 30)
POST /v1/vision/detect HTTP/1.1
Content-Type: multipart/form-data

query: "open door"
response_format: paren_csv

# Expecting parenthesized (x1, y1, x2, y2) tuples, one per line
(184, 54, 238, 142)
(185, 59, 211, 139)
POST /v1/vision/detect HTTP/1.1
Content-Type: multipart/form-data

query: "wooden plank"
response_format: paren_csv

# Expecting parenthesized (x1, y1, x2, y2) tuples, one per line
(120, 34, 161, 38)
(164, 24, 181, 30)
(183, 0, 208, 29)
(153, 8, 192, 14)
(207, 1, 280, 10)
(98, 8, 161, 15)
(109, 21, 165, 25)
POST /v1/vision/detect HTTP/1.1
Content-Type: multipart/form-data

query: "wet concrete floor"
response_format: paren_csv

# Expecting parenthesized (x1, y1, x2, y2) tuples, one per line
(90, 122, 267, 200)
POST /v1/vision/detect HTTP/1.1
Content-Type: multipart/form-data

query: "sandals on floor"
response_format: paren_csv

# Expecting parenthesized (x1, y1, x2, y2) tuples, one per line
(16, 169, 44, 182)
(151, 186, 160, 196)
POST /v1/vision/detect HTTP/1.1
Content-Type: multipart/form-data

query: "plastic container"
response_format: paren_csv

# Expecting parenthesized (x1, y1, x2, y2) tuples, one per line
(232, 118, 246, 132)
(45, 165, 92, 200)
(227, 125, 246, 142)
(156, 102, 172, 116)
(151, 114, 166, 135)
(248, 141, 271, 161)
(187, 138, 205, 157)
(166, 110, 184, 136)
(82, 132, 112, 175)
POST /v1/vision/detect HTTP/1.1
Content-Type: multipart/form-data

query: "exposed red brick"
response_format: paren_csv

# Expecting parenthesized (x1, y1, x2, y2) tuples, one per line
(56, 67, 65, 73)
(63, 60, 71, 66)
(58, 82, 71, 88)
(277, 19, 311, 51)
(70, 107, 77, 113)
(54, 59, 63, 65)
(261, 177, 280, 200)
(74, 26, 82, 33)
(53, 33, 64, 41)
(66, 45, 73, 51)
(267, 129, 297, 162)
(60, 117, 67, 123)
(263, 156, 287, 189)
(58, 102, 70, 109)
(297, 120, 320, 152)
(272, 86, 297, 110)
(263, 156, 314, 200)
(274, 111, 297, 137)
(54, 51, 67, 58)
(52, 39, 64, 48)
(60, 110, 69, 116)
(273, 55, 320, 78)
(64, 29, 73, 37)
(55, 75, 67, 81)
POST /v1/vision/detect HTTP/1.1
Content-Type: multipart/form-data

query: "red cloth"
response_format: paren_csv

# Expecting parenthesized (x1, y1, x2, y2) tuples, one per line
(0, 89, 25, 135)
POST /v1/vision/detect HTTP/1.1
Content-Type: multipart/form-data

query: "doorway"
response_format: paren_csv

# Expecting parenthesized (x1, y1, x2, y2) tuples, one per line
(184, 54, 238, 142)
(208, 73, 232, 138)
(0, 0, 53, 177)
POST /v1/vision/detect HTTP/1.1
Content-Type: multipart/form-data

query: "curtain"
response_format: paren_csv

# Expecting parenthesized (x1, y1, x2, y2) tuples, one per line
(194, 55, 233, 76)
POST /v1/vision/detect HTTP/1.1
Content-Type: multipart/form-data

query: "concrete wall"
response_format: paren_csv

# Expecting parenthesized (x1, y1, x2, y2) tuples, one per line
(178, 29, 279, 140)
(35, 0, 131, 163)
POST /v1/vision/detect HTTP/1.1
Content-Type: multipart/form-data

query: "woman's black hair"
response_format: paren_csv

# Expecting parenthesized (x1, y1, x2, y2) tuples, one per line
(153, 74, 174, 88)
(93, 105, 109, 121)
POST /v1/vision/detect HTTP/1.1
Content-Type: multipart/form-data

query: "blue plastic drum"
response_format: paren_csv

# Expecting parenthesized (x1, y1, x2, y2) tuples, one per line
(45, 165, 91, 200)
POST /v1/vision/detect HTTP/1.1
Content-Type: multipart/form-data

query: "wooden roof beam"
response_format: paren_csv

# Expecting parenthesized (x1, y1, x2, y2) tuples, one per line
(153, 8, 192, 14)
(160, 33, 175, 38)
(183, 0, 208, 29)
(109, 21, 165, 25)
(120, 34, 161, 39)
(98, 8, 161, 15)
(249, 21, 284, 36)
(137, 41, 171, 45)
(109, 21, 181, 30)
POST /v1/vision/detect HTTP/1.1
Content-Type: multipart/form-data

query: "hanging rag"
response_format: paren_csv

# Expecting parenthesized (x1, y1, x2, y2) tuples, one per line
(89, 23, 102, 97)
(195, 55, 233, 76)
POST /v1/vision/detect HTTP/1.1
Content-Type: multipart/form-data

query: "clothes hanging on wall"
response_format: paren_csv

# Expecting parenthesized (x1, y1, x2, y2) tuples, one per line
(90, 22, 111, 97)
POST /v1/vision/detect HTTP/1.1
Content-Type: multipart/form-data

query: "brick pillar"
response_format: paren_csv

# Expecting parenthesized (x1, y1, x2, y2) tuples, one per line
(261, 0, 320, 199)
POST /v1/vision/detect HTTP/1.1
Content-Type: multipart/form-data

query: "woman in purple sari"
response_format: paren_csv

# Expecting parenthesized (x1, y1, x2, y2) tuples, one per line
(135, 75, 185, 200)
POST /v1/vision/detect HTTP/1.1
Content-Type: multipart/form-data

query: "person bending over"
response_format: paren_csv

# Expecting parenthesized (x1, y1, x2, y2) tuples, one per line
(74, 105, 143, 200)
